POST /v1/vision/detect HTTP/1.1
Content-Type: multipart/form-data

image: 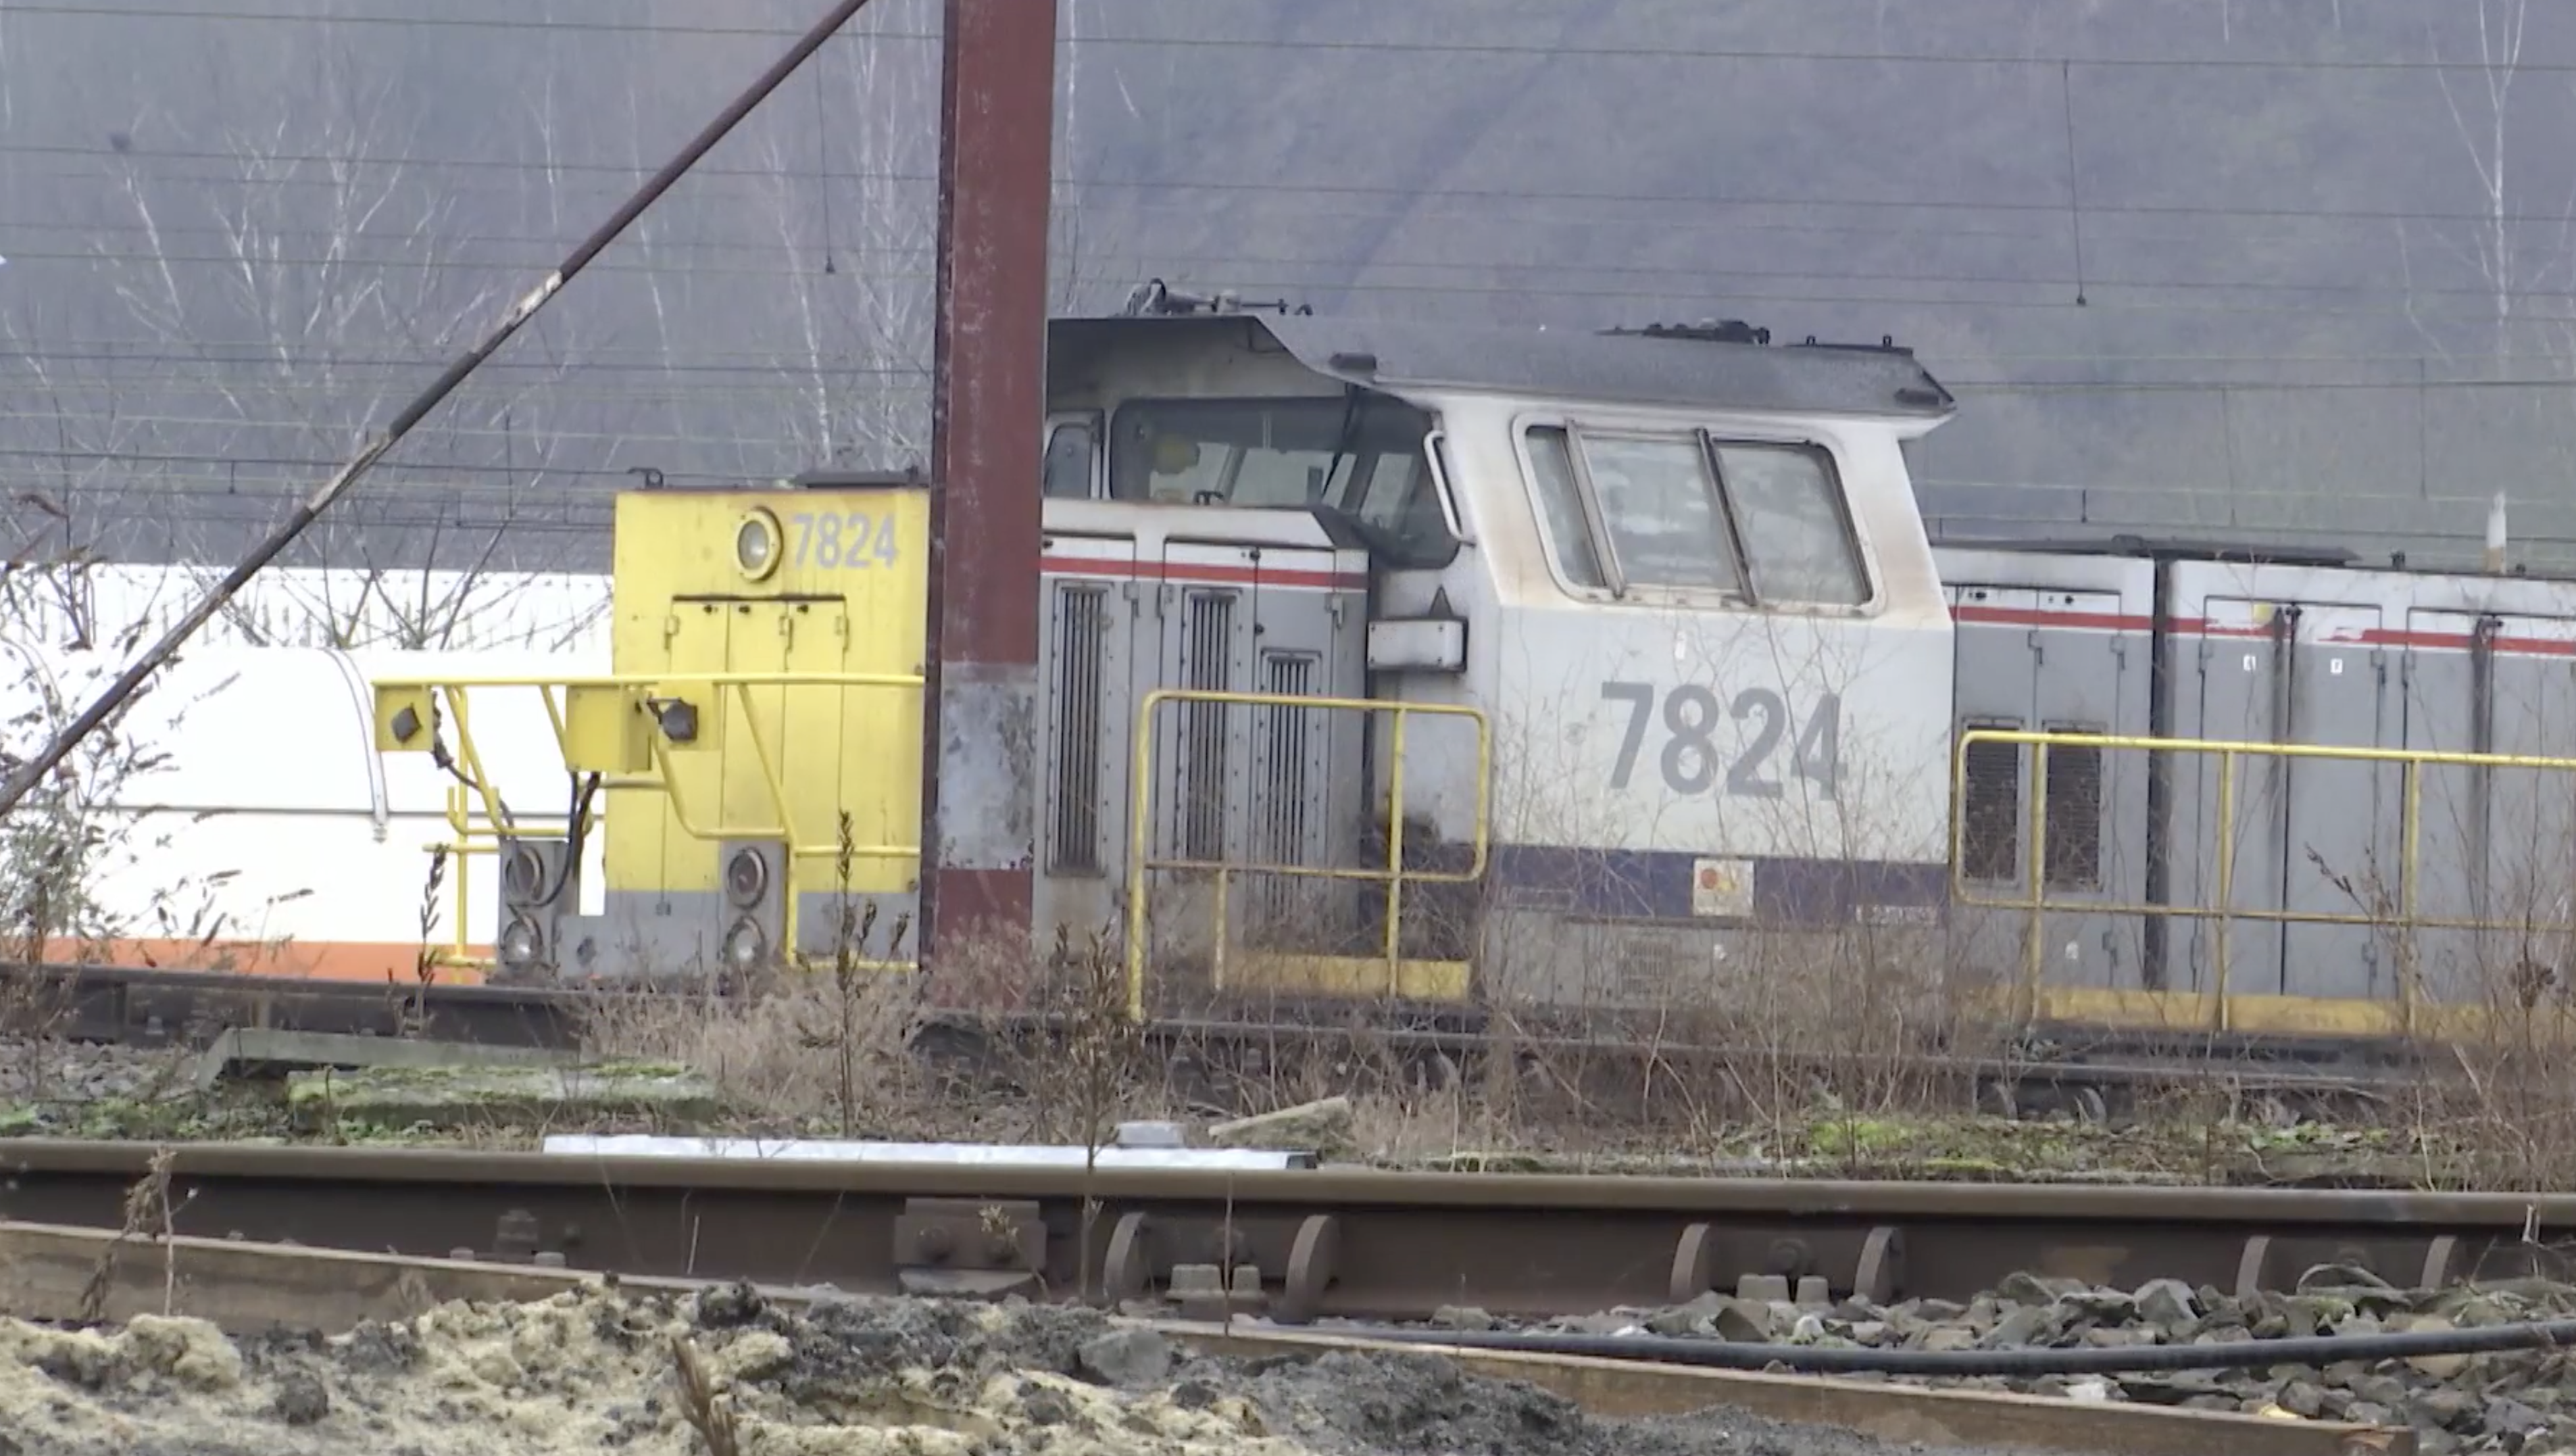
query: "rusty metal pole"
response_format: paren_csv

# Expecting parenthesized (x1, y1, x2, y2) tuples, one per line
(917, 0, 1056, 992)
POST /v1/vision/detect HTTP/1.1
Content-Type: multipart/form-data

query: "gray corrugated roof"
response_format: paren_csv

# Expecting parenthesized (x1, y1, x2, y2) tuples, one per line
(1049, 311, 1958, 420)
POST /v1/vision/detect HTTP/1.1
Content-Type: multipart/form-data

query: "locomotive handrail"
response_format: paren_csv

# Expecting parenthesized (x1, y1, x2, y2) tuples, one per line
(1953, 726, 2576, 1036)
(371, 671, 926, 690)
(1123, 689, 1493, 1022)
(370, 670, 924, 978)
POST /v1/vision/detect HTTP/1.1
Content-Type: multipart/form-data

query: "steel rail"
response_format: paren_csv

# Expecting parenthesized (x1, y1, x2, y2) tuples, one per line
(0, 1140, 2563, 1325)
(5, 961, 2413, 1108)
(0, 963, 594, 1050)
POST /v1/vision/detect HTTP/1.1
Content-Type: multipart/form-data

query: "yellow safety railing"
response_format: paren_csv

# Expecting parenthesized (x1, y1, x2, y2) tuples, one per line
(373, 671, 923, 973)
(1952, 727, 2576, 1034)
(1122, 689, 1492, 1021)
(417, 793, 587, 976)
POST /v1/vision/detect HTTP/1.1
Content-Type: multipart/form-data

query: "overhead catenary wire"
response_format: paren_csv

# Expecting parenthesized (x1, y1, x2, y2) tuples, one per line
(22, 152, 2576, 237)
(16, 139, 2576, 232)
(9, 5, 2576, 74)
(24, 235, 2576, 312)
(0, 0, 887, 822)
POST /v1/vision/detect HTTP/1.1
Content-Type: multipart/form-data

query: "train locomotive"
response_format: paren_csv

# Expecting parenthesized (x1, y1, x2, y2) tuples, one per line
(372, 289, 1964, 1025)
(37, 286, 2576, 1065)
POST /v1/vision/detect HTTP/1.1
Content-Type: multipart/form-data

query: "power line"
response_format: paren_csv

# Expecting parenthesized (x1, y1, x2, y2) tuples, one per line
(24, 371, 2576, 429)
(0, 443, 777, 484)
(0, 409, 874, 454)
(32, 341, 2576, 371)
(0, 372, 930, 402)
(16, 140, 2576, 232)
(0, 199, 2089, 255)
(11, 5, 2576, 75)
(0, 243, 870, 281)
(4, 338, 931, 368)
(30, 232, 2576, 312)
(0, 349, 924, 375)
(23, 251, 2576, 327)
(15, 184, 2561, 304)
(0, 139, 916, 182)
(5, 4, 907, 37)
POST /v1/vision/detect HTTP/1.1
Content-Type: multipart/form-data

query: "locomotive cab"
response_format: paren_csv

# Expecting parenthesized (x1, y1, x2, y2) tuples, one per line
(1037, 292, 1963, 1022)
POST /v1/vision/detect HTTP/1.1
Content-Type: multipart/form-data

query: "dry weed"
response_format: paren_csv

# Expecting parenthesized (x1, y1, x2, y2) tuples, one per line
(578, 966, 926, 1133)
(76, 1144, 187, 1324)
(670, 1333, 741, 1456)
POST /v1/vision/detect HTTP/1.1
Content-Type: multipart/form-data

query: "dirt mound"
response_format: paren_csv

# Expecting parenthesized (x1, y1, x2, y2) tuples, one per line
(0, 1284, 2036, 1456)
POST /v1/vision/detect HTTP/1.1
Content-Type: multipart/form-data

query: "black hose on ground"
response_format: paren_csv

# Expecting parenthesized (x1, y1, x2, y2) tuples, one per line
(1338, 1315, 2576, 1378)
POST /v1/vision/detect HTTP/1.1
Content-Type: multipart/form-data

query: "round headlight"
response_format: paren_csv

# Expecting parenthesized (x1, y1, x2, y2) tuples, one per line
(499, 916, 544, 967)
(735, 510, 782, 582)
(724, 847, 770, 908)
(502, 842, 547, 904)
(722, 917, 768, 973)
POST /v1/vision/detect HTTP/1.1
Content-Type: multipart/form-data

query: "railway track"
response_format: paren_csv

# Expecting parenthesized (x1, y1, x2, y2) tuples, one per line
(0, 1139, 2567, 1325)
(0, 963, 591, 1051)
(7, 961, 2414, 1129)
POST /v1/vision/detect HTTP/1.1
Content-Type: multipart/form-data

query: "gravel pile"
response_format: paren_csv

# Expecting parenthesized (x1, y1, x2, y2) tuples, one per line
(0, 1040, 182, 1107)
(1416, 1264, 2576, 1455)
(0, 1284, 2035, 1456)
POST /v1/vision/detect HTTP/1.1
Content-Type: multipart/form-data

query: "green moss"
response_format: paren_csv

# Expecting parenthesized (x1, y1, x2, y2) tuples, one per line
(1916, 1155, 2014, 1178)
(1416, 1151, 1551, 1173)
(1804, 1115, 1983, 1158)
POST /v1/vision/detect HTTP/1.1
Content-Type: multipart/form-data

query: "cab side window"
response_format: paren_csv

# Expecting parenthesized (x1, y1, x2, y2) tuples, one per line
(1520, 422, 1870, 608)
(1708, 442, 1867, 606)
(1043, 419, 1097, 500)
(1522, 429, 1608, 590)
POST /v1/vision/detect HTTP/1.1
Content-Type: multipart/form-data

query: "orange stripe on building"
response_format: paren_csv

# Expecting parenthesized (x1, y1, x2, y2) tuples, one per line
(43, 938, 491, 987)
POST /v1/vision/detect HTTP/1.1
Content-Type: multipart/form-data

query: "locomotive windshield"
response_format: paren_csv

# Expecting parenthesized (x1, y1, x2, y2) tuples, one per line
(1108, 394, 1457, 566)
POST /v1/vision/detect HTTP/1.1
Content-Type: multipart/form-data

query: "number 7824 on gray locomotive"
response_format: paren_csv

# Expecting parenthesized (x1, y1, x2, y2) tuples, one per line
(1020, 301, 1958, 1019)
(1022, 299, 2576, 1045)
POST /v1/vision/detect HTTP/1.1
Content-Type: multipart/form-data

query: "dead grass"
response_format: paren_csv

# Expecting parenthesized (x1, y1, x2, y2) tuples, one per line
(76, 1144, 184, 1324)
(670, 1332, 742, 1456)
(570, 917, 1181, 1151)
(574, 965, 941, 1136)
(567, 908, 2024, 1178)
(24, 773, 2576, 1196)
(555, 902, 2289, 1178)
(2385, 999, 2576, 1192)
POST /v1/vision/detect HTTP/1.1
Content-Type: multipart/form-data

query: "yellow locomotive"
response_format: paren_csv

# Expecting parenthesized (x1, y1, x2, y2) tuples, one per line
(372, 481, 933, 984)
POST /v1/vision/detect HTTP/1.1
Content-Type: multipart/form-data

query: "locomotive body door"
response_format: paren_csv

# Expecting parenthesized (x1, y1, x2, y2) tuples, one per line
(2026, 588, 2138, 990)
(2463, 614, 2576, 1004)
(2403, 610, 2576, 1005)
(2189, 599, 2394, 1000)
(1944, 583, 2144, 990)
(1241, 545, 1366, 958)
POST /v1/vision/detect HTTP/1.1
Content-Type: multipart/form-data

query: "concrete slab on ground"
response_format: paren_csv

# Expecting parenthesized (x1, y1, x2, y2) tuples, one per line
(192, 1027, 576, 1090)
(282, 1061, 716, 1129)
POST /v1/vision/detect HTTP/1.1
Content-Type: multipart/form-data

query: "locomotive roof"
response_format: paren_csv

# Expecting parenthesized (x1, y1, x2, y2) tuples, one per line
(1047, 310, 1959, 421)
